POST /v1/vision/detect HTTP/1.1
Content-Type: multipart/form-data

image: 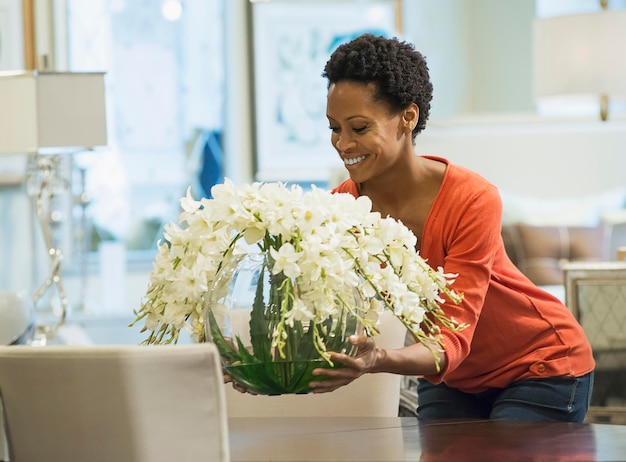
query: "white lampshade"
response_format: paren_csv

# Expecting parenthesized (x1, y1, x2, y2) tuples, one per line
(533, 10, 626, 102)
(0, 71, 107, 154)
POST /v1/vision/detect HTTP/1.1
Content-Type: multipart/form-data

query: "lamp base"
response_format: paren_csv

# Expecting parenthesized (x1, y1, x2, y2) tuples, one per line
(26, 154, 69, 339)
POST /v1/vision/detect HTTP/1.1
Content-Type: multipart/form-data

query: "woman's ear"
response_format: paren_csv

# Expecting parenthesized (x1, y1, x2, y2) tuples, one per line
(402, 103, 419, 133)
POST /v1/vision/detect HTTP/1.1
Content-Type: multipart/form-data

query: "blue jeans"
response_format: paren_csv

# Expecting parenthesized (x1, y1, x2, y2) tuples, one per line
(416, 372, 594, 422)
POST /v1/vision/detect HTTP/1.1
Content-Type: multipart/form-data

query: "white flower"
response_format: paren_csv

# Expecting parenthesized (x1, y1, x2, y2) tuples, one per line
(270, 243, 302, 278)
(132, 178, 464, 358)
(284, 298, 315, 327)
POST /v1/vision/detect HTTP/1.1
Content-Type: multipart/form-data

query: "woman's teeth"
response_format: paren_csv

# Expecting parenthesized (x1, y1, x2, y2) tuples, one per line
(344, 155, 366, 166)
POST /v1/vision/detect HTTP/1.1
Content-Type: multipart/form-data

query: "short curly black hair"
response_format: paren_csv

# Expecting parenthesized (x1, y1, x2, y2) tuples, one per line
(322, 34, 433, 138)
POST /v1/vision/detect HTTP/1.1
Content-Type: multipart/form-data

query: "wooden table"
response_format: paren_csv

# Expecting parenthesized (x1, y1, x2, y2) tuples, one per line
(229, 417, 626, 461)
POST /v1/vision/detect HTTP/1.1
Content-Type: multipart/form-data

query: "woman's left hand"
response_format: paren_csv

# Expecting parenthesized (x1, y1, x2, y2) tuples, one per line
(308, 334, 379, 393)
(224, 373, 257, 395)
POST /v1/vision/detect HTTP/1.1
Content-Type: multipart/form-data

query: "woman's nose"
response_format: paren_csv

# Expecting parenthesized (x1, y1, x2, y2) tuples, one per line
(335, 133, 354, 151)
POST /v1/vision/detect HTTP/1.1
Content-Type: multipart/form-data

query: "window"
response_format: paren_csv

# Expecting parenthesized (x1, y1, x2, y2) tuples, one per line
(66, 0, 225, 259)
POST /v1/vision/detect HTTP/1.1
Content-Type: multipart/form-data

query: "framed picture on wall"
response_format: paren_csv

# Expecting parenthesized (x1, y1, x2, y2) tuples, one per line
(251, 0, 402, 184)
(0, 0, 24, 70)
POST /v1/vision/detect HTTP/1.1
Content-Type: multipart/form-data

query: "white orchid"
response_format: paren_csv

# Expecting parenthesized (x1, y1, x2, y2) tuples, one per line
(132, 179, 464, 367)
(269, 243, 303, 278)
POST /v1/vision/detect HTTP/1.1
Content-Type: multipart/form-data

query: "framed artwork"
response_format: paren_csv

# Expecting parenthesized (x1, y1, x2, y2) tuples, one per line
(251, 0, 402, 183)
(0, 0, 24, 70)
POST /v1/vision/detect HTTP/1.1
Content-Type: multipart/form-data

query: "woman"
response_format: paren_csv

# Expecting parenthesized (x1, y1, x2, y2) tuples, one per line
(310, 33, 595, 422)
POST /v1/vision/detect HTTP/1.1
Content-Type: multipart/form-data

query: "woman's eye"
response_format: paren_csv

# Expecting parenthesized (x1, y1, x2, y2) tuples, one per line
(329, 126, 340, 133)
(353, 126, 368, 133)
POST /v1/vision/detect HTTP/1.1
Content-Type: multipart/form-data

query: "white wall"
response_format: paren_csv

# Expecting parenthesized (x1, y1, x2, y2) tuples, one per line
(400, 1, 470, 118)
(415, 116, 626, 197)
(402, 0, 535, 118)
(402, 0, 626, 198)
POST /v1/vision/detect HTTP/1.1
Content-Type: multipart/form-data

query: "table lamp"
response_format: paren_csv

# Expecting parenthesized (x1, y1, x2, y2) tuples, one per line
(0, 70, 107, 341)
(533, 8, 626, 121)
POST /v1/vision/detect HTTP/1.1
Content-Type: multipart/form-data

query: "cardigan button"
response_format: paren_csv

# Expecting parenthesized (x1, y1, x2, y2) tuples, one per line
(530, 362, 547, 374)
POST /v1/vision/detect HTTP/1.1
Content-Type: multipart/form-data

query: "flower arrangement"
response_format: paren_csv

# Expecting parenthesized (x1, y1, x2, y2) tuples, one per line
(132, 179, 465, 392)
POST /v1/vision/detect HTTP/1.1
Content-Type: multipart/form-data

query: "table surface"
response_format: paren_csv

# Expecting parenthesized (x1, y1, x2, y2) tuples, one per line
(228, 417, 626, 461)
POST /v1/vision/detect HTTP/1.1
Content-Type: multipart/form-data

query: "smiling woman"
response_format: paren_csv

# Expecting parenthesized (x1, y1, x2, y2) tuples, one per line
(315, 33, 596, 422)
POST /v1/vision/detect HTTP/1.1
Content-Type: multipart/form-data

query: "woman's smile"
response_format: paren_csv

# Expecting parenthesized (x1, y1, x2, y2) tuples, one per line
(344, 155, 368, 167)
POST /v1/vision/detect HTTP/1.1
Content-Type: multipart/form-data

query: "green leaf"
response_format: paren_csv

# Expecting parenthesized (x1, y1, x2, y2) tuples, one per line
(206, 307, 241, 364)
(290, 359, 335, 394)
(235, 336, 263, 365)
(324, 315, 345, 353)
(225, 363, 286, 395)
(249, 263, 272, 363)
(295, 320, 317, 361)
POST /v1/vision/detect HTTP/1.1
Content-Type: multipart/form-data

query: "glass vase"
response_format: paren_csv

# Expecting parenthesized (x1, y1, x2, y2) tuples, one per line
(204, 251, 364, 395)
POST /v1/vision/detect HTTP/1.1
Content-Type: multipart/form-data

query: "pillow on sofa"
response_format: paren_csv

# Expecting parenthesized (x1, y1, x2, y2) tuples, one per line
(503, 224, 609, 286)
(500, 188, 626, 226)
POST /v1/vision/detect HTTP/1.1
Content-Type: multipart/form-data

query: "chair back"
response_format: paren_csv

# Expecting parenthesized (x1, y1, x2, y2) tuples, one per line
(0, 343, 229, 462)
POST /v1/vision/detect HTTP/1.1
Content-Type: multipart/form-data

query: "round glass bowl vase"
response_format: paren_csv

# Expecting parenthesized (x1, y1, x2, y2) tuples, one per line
(204, 251, 364, 395)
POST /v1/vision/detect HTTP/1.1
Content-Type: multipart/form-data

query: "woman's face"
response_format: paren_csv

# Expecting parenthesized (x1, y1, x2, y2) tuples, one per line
(326, 80, 412, 184)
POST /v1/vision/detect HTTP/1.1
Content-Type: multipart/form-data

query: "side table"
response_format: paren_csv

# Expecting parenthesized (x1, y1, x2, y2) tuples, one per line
(563, 261, 626, 423)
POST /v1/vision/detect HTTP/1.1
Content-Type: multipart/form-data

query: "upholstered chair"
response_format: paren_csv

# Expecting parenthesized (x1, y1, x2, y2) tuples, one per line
(0, 343, 229, 462)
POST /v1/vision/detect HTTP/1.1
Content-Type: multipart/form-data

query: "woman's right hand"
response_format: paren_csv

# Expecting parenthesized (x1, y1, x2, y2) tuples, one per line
(308, 334, 379, 393)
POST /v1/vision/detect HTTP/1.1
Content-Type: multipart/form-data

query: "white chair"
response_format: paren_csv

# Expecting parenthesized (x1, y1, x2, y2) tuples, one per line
(224, 310, 408, 417)
(0, 343, 229, 462)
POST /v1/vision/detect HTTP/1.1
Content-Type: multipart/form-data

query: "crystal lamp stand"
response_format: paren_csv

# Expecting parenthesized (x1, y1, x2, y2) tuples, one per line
(26, 153, 69, 343)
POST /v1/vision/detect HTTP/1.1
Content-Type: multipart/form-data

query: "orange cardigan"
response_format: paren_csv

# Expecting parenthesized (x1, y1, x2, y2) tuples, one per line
(332, 156, 595, 393)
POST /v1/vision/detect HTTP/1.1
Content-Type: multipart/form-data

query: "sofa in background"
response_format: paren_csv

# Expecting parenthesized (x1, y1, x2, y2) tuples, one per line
(499, 187, 626, 301)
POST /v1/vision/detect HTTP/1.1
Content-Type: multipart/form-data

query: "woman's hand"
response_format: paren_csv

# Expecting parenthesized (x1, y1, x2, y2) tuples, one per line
(224, 374, 257, 395)
(308, 334, 380, 393)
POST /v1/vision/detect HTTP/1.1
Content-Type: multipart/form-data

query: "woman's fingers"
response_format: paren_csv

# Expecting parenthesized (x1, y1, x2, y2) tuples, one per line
(308, 335, 379, 393)
(224, 373, 256, 394)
